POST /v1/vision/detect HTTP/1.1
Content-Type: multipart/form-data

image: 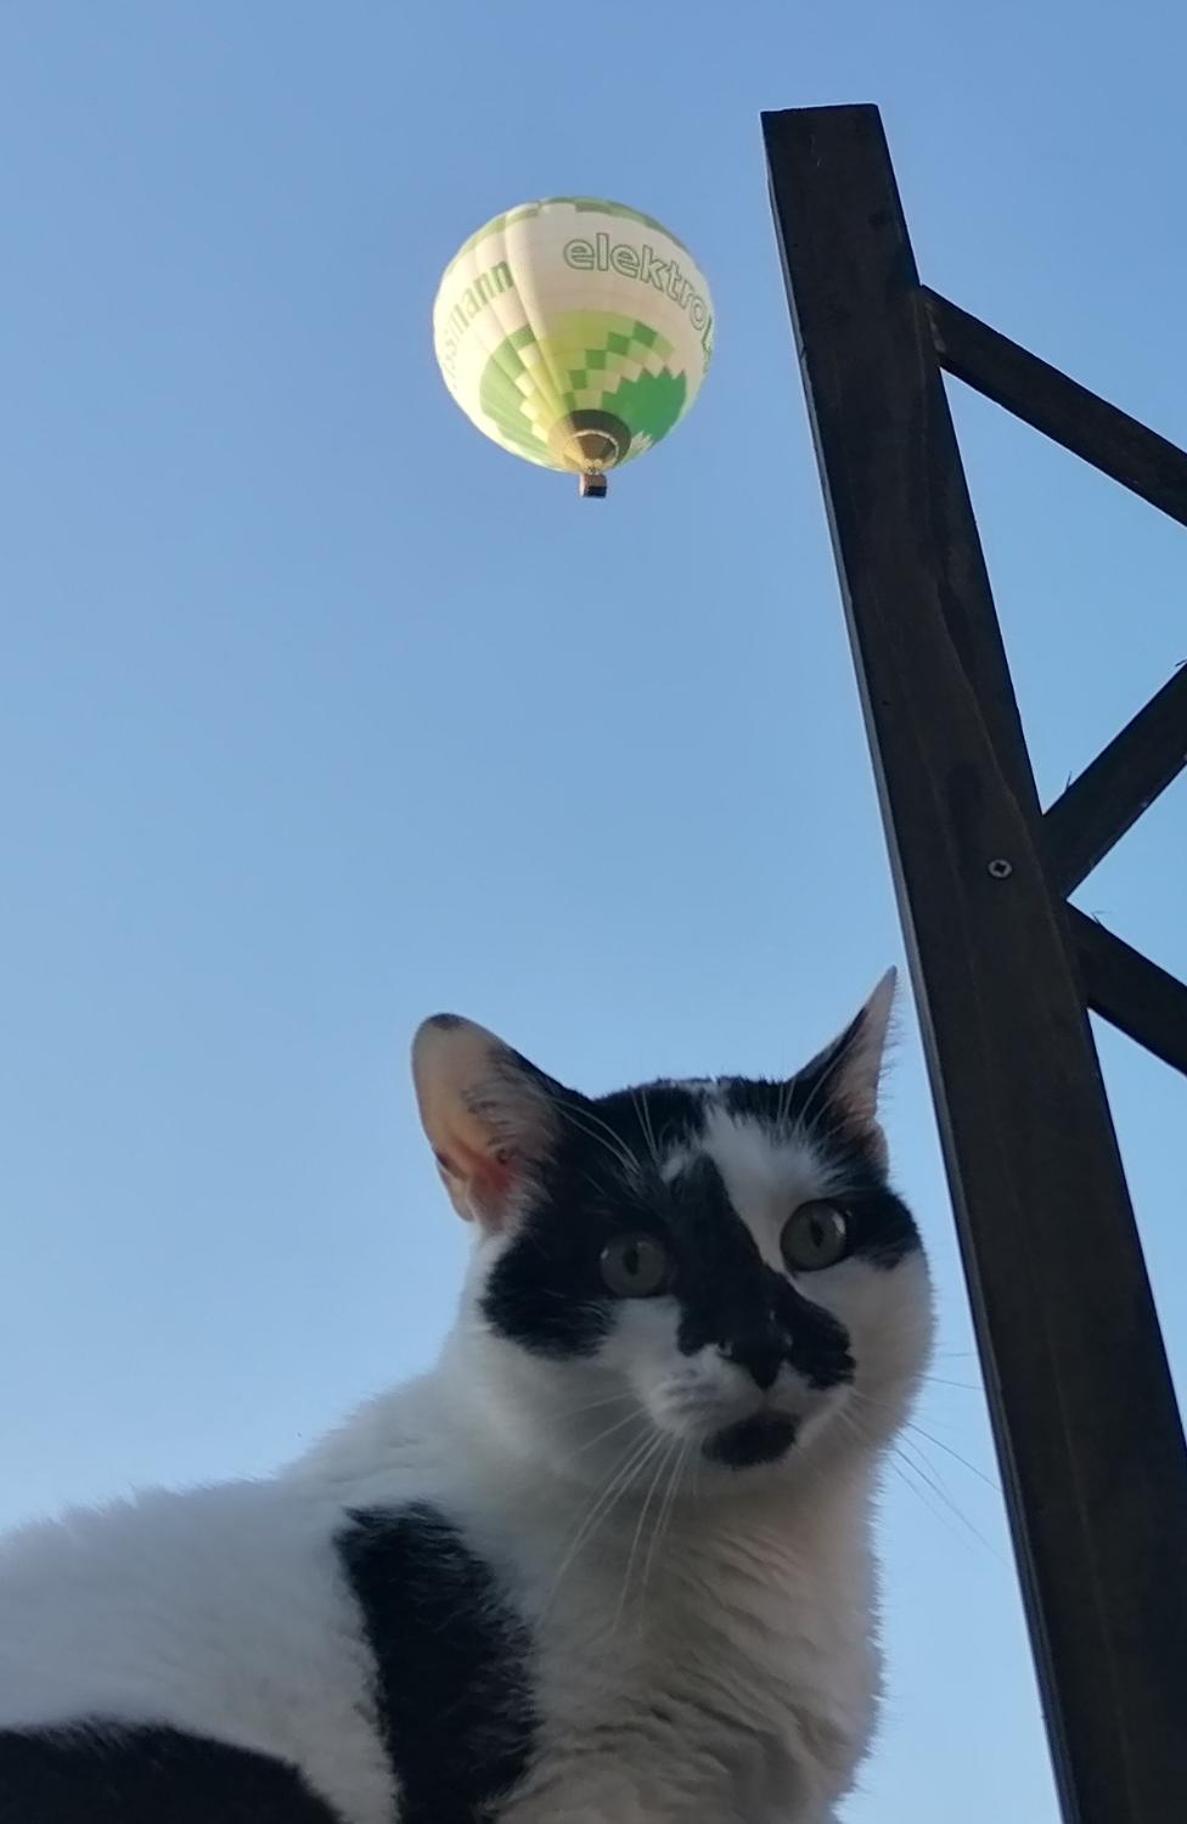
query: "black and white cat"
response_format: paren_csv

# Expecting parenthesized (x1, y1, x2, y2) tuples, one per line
(0, 975, 933, 1823)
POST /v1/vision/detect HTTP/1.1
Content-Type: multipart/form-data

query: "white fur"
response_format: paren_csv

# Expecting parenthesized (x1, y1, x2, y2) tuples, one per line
(0, 1095, 932, 1823)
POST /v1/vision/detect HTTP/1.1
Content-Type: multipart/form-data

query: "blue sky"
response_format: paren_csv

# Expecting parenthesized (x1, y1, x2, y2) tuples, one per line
(2, 5, 1185, 1820)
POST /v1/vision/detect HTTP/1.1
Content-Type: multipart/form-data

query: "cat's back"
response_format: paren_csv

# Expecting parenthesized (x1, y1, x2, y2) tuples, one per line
(0, 1477, 394, 1823)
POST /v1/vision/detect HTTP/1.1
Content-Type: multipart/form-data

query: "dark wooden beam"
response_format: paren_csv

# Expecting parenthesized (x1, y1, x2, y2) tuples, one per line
(1074, 911, 1187, 1077)
(925, 289, 1187, 530)
(764, 101, 1187, 1824)
(1044, 665, 1187, 894)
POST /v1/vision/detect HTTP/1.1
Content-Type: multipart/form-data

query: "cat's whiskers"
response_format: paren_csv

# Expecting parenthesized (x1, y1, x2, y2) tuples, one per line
(579, 1169, 616, 1204)
(563, 1404, 650, 1462)
(835, 1401, 941, 1512)
(550, 1386, 637, 1418)
(791, 1038, 855, 1147)
(840, 1400, 1004, 1562)
(639, 1436, 690, 1617)
(542, 1426, 663, 1614)
(631, 1087, 662, 1174)
(775, 1064, 801, 1136)
(892, 1438, 1006, 1563)
(561, 1430, 670, 1616)
(850, 1388, 1000, 1493)
(612, 1435, 679, 1635)
(901, 1420, 1000, 1492)
(837, 1404, 953, 1534)
(553, 1097, 643, 1182)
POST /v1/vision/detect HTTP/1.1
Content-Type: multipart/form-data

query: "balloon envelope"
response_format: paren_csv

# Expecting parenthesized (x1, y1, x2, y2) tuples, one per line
(433, 198, 713, 486)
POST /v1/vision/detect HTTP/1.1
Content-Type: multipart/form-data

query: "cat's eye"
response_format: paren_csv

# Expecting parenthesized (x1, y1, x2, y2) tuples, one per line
(780, 1201, 850, 1273)
(599, 1233, 672, 1299)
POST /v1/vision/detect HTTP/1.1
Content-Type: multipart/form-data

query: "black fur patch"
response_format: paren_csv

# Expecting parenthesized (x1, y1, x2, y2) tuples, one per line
(718, 1069, 919, 1270)
(336, 1504, 535, 1824)
(481, 1085, 706, 1358)
(667, 1155, 855, 1391)
(0, 1724, 343, 1823)
(480, 1066, 918, 1370)
(704, 1413, 799, 1468)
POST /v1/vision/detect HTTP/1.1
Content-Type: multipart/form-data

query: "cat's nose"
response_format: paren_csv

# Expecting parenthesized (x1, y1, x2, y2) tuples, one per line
(721, 1332, 787, 1391)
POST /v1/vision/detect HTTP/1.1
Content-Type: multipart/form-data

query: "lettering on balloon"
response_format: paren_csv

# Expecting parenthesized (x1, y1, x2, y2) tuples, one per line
(437, 260, 515, 379)
(563, 234, 713, 360)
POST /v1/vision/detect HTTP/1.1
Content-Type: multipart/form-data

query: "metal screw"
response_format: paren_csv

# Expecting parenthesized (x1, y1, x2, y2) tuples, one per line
(987, 858, 1013, 879)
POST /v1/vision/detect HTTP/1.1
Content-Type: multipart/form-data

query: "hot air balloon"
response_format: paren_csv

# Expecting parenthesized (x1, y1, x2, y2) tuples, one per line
(432, 197, 713, 499)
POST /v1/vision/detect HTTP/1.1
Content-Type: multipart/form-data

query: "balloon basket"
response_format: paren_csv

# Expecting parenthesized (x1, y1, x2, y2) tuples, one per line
(579, 472, 608, 500)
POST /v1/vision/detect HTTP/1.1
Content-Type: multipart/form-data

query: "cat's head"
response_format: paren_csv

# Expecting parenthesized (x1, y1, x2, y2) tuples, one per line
(413, 978, 932, 1491)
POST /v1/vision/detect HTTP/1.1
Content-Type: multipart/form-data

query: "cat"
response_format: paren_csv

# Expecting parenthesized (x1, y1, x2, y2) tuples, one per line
(0, 974, 933, 1824)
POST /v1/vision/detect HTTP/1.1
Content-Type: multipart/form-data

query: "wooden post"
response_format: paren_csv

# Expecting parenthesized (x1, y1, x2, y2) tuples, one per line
(764, 102, 1187, 1824)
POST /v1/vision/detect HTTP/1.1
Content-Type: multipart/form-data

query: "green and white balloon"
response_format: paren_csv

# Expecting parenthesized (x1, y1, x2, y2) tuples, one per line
(432, 197, 714, 497)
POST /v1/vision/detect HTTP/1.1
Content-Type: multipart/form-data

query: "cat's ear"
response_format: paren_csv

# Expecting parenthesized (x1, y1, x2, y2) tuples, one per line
(412, 1015, 564, 1229)
(802, 969, 898, 1162)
